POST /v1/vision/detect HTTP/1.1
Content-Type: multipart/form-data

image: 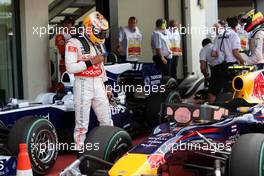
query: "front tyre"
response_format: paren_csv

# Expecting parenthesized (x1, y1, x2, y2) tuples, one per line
(8, 116, 58, 175)
(79, 126, 132, 175)
(229, 133, 264, 176)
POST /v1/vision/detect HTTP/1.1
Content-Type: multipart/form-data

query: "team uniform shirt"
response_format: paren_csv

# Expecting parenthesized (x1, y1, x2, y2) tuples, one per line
(246, 30, 264, 64)
(237, 25, 250, 51)
(213, 28, 241, 63)
(167, 28, 182, 56)
(50, 32, 72, 77)
(119, 26, 143, 62)
(199, 43, 224, 67)
(151, 30, 172, 59)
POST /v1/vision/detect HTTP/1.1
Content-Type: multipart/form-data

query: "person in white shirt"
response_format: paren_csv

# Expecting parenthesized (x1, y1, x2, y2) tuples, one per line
(211, 16, 245, 103)
(167, 20, 182, 79)
(237, 15, 250, 52)
(151, 18, 172, 76)
(117, 17, 143, 63)
(50, 16, 75, 84)
(200, 38, 225, 104)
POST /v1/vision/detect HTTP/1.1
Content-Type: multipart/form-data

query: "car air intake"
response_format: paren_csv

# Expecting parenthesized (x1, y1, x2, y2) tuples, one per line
(233, 77, 244, 91)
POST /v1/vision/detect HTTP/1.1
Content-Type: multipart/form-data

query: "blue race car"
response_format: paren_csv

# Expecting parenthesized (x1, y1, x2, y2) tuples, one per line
(0, 62, 167, 175)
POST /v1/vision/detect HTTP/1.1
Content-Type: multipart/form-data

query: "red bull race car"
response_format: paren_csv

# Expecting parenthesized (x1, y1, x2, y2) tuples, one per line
(60, 66, 264, 176)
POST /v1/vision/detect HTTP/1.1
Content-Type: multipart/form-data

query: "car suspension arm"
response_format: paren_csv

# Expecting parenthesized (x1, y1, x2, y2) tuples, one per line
(195, 131, 230, 156)
(193, 151, 227, 161)
(60, 154, 114, 176)
(184, 163, 214, 171)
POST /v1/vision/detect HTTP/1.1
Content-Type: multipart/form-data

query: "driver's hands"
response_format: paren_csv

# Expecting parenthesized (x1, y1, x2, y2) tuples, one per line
(79, 55, 104, 64)
(106, 86, 113, 100)
(91, 55, 105, 64)
(79, 54, 93, 61)
(162, 58, 167, 64)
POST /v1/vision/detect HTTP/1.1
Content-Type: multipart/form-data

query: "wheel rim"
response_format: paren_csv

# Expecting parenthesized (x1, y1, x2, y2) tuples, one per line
(32, 129, 56, 164)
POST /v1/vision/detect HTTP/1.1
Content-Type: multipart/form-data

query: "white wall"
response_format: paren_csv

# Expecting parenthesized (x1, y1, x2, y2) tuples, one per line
(169, 0, 182, 23)
(118, 0, 164, 62)
(168, 0, 183, 78)
(20, 0, 50, 99)
(185, 0, 206, 75)
(257, 0, 264, 12)
(205, 0, 218, 28)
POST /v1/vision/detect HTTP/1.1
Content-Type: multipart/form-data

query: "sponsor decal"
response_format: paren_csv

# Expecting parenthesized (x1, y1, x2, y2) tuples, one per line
(0, 157, 17, 176)
(144, 74, 162, 85)
(231, 125, 237, 133)
(141, 144, 158, 147)
(226, 132, 240, 145)
(252, 73, 264, 100)
(144, 75, 162, 86)
(38, 113, 50, 121)
(156, 133, 172, 138)
(110, 105, 126, 115)
(148, 137, 168, 141)
(147, 154, 166, 170)
(68, 46, 77, 53)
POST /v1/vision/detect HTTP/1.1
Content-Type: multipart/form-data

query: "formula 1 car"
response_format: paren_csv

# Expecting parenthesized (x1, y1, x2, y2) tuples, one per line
(0, 62, 171, 175)
(60, 67, 264, 176)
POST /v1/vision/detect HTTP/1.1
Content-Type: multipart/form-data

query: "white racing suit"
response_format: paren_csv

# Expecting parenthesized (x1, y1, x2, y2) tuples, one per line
(246, 30, 264, 65)
(65, 37, 113, 149)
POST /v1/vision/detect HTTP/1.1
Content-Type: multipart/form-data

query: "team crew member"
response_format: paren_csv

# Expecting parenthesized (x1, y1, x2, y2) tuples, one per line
(55, 16, 75, 76)
(117, 16, 143, 63)
(167, 20, 182, 79)
(211, 16, 245, 101)
(237, 14, 250, 52)
(65, 11, 113, 150)
(241, 10, 264, 65)
(151, 18, 172, 76)
(211, 22, 225, 41)
(200, 38, 225, 104)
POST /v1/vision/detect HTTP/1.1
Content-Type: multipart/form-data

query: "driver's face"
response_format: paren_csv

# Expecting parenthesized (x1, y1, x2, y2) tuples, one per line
(128, 19, 137, 31)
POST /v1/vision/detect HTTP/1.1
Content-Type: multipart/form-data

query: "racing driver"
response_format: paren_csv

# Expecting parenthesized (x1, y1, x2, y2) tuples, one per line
(65, 11, 113, 150)
(240, 9, 264, 66)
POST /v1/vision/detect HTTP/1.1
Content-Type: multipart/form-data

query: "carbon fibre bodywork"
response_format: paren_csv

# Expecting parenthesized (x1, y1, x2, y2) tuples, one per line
(108, 104, 264, 175)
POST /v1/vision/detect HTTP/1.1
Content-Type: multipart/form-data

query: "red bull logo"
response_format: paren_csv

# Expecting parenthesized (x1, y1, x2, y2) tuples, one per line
(252, 72, 264, 100)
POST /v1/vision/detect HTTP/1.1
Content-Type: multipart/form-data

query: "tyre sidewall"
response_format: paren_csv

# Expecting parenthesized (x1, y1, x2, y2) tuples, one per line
(26, 119, 58, 175)
(80, 127, 132, 175)
(103, 130, 132, 162)
(165, 90, 181, 104)
(229, 133, 264, 176)
(8, 117, 58, 175)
